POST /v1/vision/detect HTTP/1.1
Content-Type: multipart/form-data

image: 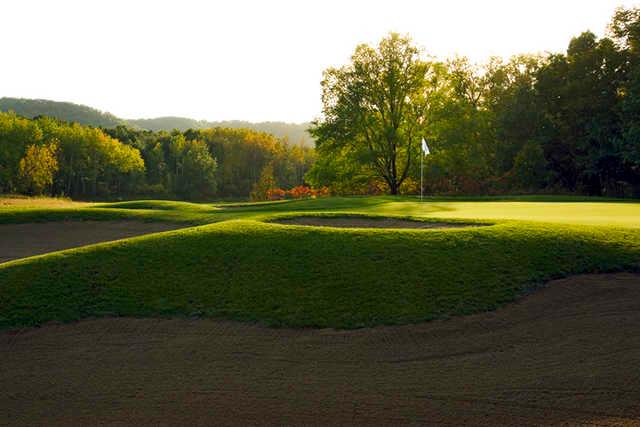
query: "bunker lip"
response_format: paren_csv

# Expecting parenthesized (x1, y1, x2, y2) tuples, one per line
(270, 216, 485, 229)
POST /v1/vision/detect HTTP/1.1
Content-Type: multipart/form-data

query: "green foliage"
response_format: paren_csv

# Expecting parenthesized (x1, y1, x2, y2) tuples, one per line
(311, 33, 431, 195)
(0, 196, 639, 329)
(0, 113, 314, 200)
(306, 146, 383, 195)
(0, 113, 145, 198)
(38, 117, 145, 197)
(250, 163, 277, 201)
(311, 8, 640, 198)
(612, 7, 640, 196)
(185, 127, 315, 197)
(99, 126, 314, 199)
(129, 117, 315, 147)
(169, 136, 217, 199)
(510, 142, 549, 191)
(0, 112, 44, 193)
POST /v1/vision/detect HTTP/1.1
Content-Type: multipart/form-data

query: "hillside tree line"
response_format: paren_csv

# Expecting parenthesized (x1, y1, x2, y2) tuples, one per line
(0, 98, 315, 147)
(0, 112, 314, 199)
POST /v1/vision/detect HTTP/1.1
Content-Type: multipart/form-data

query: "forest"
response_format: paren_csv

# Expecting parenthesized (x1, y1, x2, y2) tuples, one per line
(0, 113, 314, 200)
(308, 7, 640, 197)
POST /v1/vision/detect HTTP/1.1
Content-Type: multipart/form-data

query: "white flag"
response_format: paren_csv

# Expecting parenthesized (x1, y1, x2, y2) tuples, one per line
(421, 138, 430, 155)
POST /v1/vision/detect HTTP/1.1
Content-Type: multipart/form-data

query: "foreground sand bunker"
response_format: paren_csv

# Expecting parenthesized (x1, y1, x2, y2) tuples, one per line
(272, 216, 484, 229)
(2, 273, 639, 426)
(0, 221, 183, 264)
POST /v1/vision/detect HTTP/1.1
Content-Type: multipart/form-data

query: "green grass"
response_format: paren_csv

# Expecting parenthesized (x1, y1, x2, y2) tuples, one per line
(1, 195, 639, 329)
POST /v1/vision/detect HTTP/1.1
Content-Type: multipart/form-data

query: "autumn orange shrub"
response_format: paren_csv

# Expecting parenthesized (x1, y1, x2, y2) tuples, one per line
(287, 185, 312, 199)
(265, 188, 287, 200)
(265, 186, 330, 201)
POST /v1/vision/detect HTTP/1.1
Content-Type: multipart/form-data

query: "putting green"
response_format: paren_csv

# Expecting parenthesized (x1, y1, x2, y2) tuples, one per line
(363, 200, 640, 228)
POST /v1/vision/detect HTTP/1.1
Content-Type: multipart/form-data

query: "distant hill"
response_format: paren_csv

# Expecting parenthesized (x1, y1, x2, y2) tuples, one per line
(126, 116, 208, 132)
(0, 97, 315, 147)
(127, 117, 313, 146)
(0, 97, 123, 128)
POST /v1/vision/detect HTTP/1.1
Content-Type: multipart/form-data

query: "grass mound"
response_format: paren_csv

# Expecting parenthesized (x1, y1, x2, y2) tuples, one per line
(1, 215, 639, 329)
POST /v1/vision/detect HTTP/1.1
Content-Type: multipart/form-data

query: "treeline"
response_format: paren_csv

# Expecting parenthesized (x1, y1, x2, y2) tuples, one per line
(0, 112, 315, 199)
(0, 98, 316, 147)
(309, 7, 640, 197)
(105, 126, 315, 199)
(128, 118, 315, 147)
(0, 113, 144, 196)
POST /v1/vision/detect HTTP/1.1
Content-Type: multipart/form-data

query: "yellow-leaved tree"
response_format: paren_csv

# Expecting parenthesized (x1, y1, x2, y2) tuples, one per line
(18, 141, 59, 195)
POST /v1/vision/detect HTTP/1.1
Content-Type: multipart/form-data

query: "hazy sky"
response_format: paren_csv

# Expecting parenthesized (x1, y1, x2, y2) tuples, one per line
(1, 0, 637, 123)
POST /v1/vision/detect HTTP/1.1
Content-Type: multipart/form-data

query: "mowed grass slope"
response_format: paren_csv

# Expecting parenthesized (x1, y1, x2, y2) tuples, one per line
(1, 196, 639, 329)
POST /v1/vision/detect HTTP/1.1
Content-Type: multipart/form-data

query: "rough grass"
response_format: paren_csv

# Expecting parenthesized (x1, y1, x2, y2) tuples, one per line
(0, 194, 90, 209)
(1, 195, 639, 329)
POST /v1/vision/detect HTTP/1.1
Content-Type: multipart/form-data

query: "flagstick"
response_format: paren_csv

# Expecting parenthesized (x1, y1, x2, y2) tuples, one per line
(420, 149, 424, 201)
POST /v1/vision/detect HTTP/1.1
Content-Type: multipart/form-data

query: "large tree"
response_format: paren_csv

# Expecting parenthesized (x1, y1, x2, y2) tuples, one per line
(310, 33, 430, 194)
(610, 6, 640, 195)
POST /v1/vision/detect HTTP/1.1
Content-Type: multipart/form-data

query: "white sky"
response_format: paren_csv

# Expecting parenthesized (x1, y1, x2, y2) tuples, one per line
(1, 0, 637, 123)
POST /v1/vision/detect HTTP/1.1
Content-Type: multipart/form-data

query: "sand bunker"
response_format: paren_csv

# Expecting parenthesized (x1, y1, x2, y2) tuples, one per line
(0, 220, 183, 264)
(272, 216, 483, 229)
(2, 273, 639, 425)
